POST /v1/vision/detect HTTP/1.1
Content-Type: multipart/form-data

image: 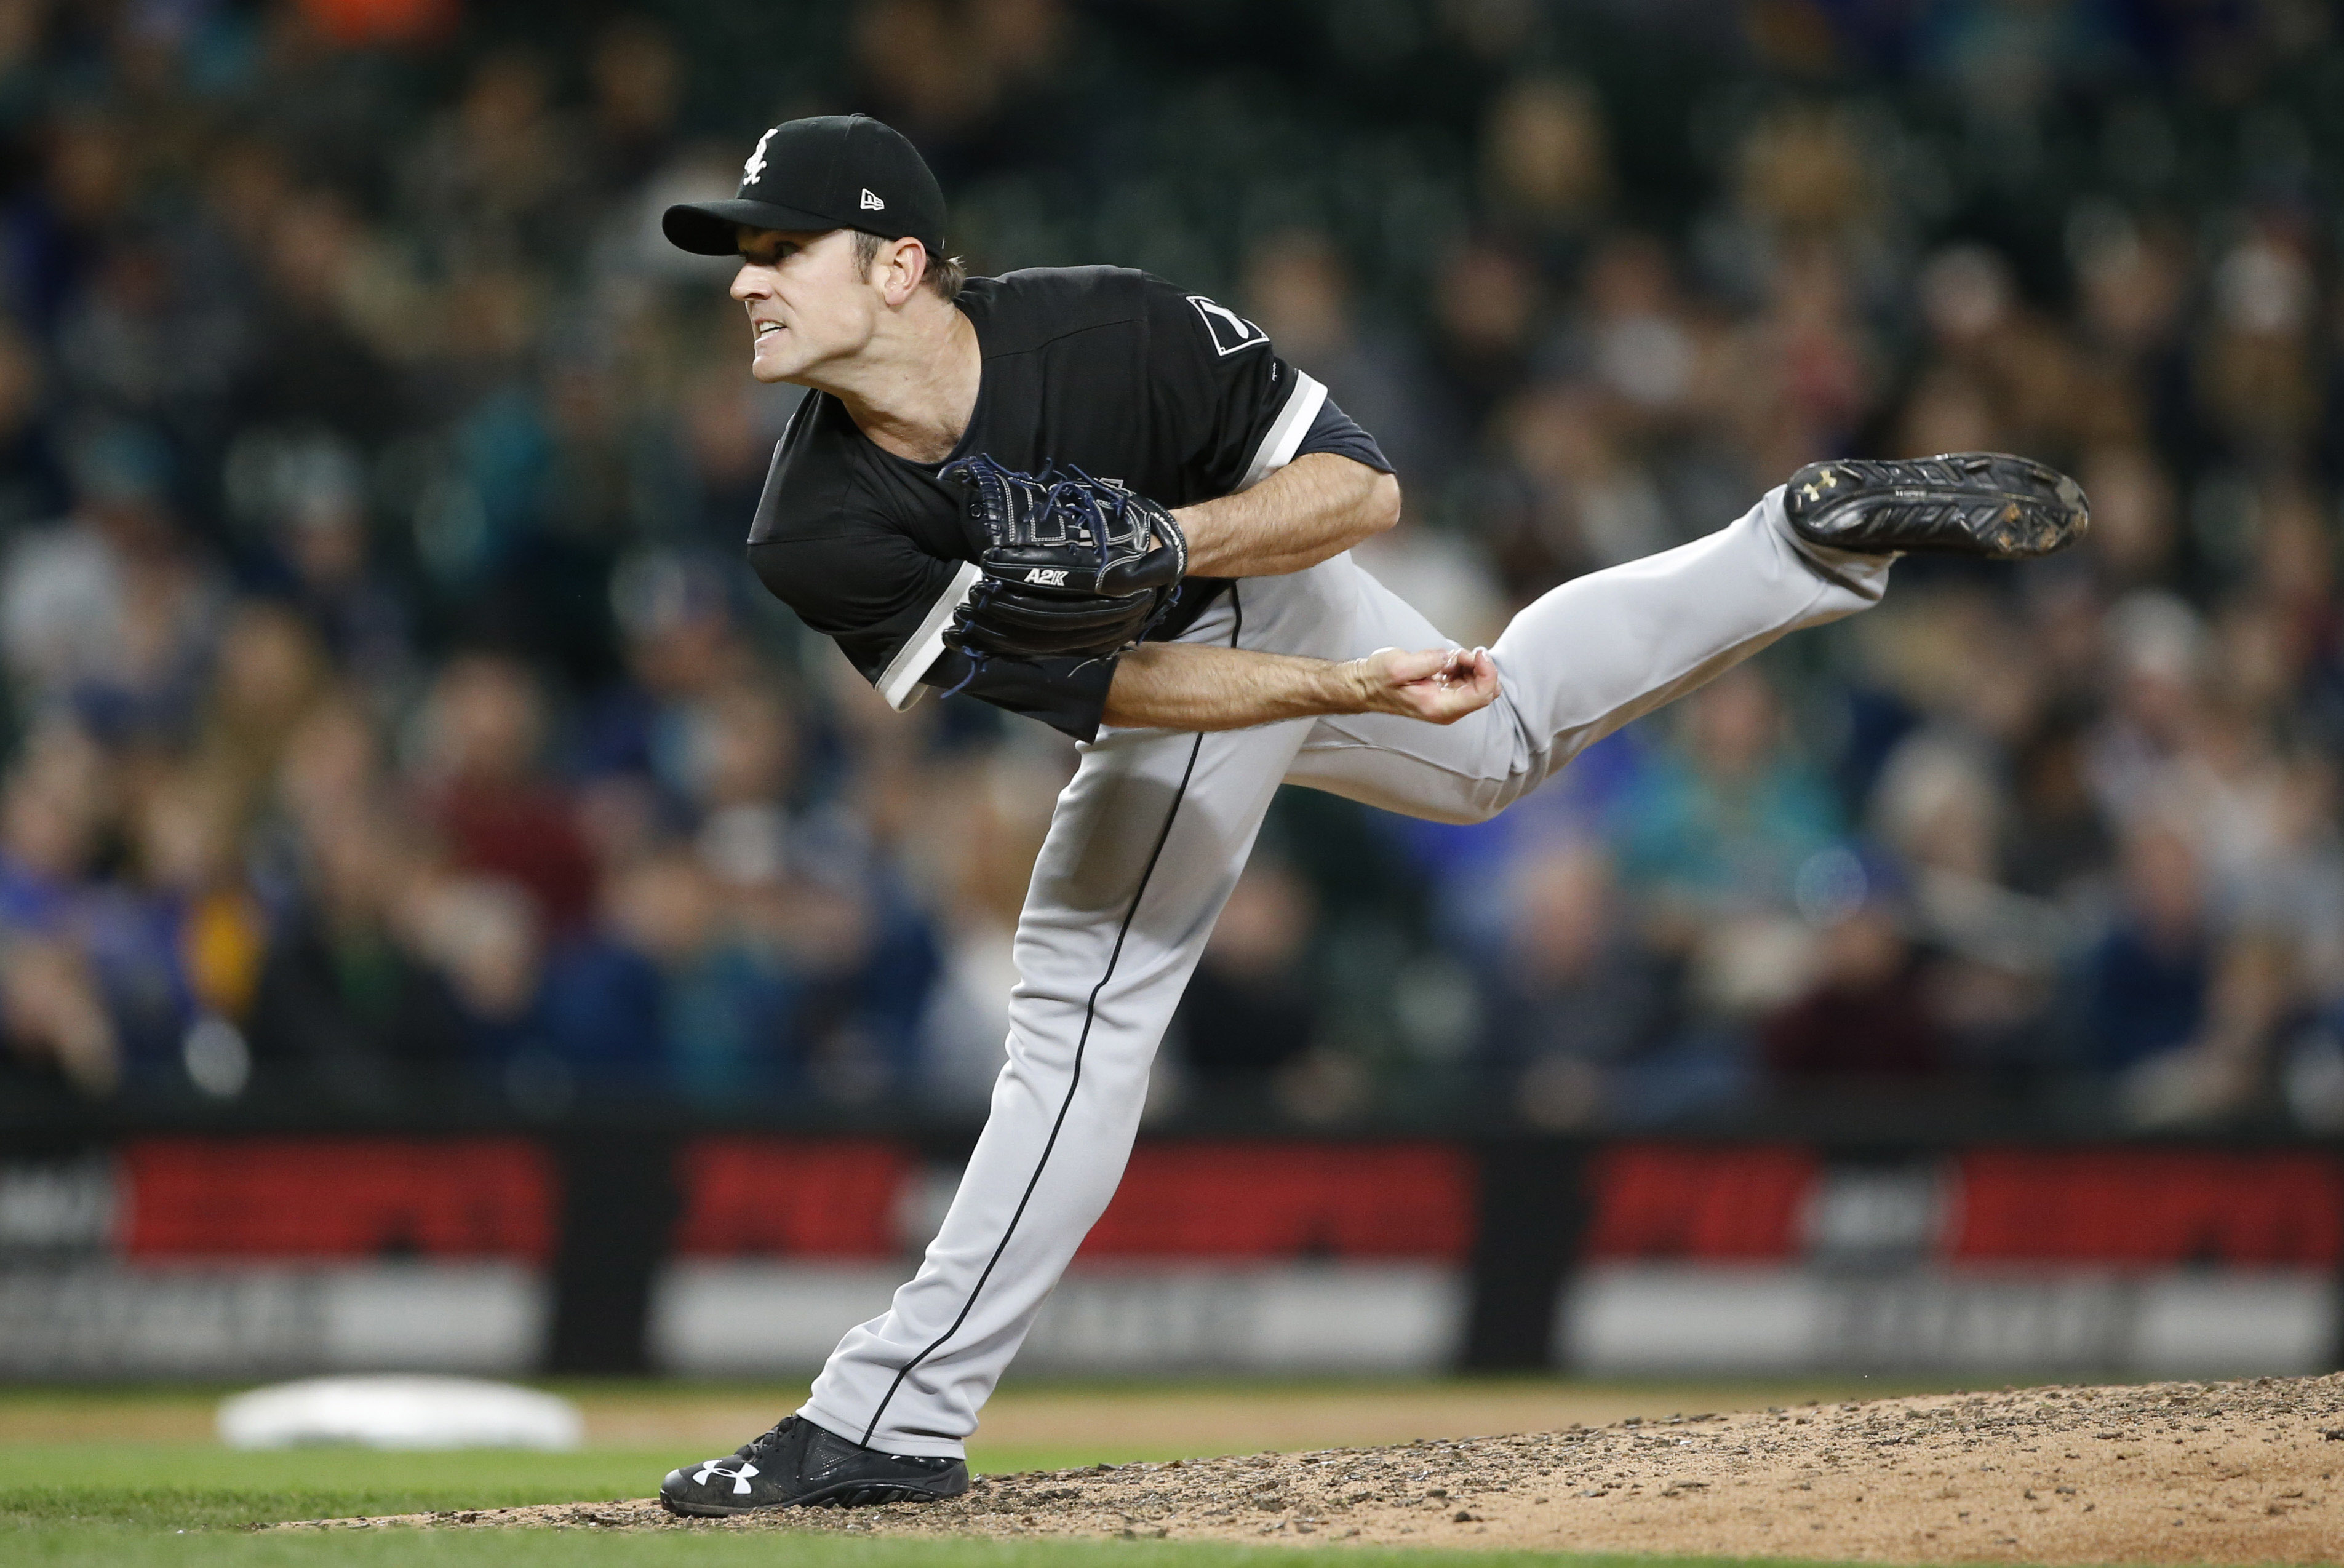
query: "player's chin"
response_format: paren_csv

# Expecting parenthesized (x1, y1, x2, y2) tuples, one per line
(748, 338, 800, 382)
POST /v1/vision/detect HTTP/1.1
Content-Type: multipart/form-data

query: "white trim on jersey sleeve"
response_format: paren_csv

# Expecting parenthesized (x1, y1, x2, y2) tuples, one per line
(877, 559, 984, 712)
(1235, 371, 1328, 491)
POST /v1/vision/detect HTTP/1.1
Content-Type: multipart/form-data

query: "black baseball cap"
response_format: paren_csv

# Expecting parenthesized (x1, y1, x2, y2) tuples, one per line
(663, 114, 946, 258)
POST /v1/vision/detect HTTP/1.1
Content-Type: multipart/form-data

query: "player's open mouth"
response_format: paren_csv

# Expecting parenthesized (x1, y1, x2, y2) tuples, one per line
(754, 322, 784, 338)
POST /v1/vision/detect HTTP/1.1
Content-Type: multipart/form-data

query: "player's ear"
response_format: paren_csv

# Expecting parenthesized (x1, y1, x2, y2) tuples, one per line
(881, 236, 929, 306)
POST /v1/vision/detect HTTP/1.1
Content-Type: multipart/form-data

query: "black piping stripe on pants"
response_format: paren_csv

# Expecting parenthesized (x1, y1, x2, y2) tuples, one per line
(858, 586, 1244, 1448)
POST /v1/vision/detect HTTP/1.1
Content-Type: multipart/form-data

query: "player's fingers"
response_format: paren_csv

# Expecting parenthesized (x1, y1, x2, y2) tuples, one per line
(1395, 665, 1498, 723)
(1441, 652, 1497, 717)
(1445, 671, 1499, 719)
(1377, 647, 1453, 684)
(1414, 650, 1491, 702)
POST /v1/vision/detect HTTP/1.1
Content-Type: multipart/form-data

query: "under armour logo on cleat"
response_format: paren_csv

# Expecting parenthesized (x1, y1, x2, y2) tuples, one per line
(1024, 568, 1068, 586)
(861, 188, 885, 210)
(695, 1459, 760, 1496)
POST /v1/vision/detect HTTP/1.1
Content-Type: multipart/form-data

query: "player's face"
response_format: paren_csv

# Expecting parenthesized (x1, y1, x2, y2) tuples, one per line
(730, 228, 881, 384)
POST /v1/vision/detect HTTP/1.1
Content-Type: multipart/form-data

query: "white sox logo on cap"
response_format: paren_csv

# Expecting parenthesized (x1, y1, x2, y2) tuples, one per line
(743, 126, 778, 185)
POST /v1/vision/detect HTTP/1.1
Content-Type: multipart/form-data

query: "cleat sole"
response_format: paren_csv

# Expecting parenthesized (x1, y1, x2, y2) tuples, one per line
(1785, 453, 2089, 560)
(658, 1474, 968, 1517)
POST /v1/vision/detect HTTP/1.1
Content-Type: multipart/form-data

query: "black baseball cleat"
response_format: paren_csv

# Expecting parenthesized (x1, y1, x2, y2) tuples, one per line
(658, 1415, 970, 1516)
(1783, 452, 2089, 560)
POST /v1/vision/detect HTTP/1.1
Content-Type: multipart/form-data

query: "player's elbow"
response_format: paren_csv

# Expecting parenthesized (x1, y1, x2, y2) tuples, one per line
(1360, 469, 1402, 537)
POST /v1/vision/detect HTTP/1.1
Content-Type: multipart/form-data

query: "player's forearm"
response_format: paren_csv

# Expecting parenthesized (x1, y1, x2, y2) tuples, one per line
(1101, 642, 1368, 731)
(1173, 453, 1399, 578)
(1101, 640, 1499, 732)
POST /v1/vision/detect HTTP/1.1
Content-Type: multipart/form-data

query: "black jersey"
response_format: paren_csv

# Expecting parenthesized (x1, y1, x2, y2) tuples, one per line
(744, 266, 1389, 741)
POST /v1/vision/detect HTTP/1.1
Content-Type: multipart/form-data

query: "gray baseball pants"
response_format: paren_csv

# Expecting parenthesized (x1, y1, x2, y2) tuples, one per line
(800, 486, 1891, 1456)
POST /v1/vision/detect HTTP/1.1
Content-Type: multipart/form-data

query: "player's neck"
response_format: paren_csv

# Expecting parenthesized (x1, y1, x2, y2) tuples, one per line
(821, 304, 981, 466)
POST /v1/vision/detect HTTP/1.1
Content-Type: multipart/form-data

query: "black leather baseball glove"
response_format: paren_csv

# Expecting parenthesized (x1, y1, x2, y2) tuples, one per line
(940, 455, 1187, 661)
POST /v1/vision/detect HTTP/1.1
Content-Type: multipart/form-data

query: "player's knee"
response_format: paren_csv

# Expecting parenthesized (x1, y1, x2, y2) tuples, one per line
(1473, 761, 1561, 822)
(1448, 781, 1519, 826)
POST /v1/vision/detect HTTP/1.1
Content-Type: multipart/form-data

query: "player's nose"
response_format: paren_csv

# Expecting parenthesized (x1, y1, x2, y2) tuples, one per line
(729, 262, 771, 303)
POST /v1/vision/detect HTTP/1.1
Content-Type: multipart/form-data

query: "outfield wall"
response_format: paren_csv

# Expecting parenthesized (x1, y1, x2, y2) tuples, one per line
(1, 1136, 2335, 1380)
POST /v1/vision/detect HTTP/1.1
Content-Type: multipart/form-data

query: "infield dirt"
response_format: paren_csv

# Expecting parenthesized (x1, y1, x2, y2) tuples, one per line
(284, 1374, 2344, 1564)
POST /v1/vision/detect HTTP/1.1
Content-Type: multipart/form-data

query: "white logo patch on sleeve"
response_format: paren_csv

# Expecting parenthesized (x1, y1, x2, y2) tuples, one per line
(1188, 295, 1267, 356)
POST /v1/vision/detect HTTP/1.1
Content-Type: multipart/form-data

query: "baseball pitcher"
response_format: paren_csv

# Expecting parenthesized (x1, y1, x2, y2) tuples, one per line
(652, 114, 2087, 1514)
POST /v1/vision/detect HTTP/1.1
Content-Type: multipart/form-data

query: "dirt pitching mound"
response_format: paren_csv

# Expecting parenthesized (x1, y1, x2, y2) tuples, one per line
(281, 1374, 2344, 1562)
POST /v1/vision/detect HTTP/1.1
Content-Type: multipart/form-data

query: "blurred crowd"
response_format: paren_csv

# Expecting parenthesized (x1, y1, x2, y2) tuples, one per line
(4, 0, 2344, 1136)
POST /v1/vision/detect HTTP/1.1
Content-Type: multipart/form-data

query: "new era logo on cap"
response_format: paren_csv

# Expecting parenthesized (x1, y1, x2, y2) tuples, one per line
(861, 188, 885, 210)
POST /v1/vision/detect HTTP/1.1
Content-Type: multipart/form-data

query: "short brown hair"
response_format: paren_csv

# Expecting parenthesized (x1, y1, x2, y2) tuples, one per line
(853, 229, 965, 300)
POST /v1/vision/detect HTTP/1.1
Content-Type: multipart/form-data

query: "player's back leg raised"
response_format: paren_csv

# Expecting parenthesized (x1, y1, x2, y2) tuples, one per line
(1282, 453, 2086, 819)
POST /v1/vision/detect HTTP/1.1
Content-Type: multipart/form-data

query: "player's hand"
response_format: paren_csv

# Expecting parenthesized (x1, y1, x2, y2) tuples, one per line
(1347, 645, 1499, 725)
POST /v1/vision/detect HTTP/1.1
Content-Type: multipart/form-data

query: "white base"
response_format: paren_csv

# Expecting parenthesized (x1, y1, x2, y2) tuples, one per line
(218, 1375, 581, 1449)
